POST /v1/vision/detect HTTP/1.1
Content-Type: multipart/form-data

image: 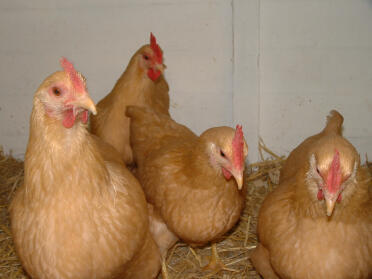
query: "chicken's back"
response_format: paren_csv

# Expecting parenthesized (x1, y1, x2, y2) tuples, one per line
(126, 105, 195, 170)
(90, 80, 134, 164)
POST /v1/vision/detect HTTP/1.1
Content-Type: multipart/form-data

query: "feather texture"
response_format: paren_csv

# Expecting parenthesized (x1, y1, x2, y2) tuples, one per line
(251, 110, 372, 279)
(126, 106, 248, 250)
(10, 66, 161, 279)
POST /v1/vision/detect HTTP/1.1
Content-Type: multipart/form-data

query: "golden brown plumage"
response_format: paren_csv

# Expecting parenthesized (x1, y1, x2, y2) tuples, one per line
(126, 105, 248, 267)
(279, 110, 344, 183)
(90, 33, 169, 165)
(251, 110, 372, 279)
(147, 203, 178, 259)
(10, 59, 161, 279)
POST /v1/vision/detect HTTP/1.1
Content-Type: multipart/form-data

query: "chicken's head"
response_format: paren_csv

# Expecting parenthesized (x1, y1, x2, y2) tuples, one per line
(306, 135, 360, 216)
(138, 33, 165, 81)
(35, 57, 97, 128)
(202, 125, 248, 190)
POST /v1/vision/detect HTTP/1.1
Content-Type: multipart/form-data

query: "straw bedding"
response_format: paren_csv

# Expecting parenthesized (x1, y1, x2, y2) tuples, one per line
(0, 147, 25, 278)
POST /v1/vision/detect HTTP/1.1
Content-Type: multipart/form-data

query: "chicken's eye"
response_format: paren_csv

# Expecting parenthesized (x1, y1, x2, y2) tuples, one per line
(316, 167, 320, 175)
(220, 150, 226, 158)
(143, 54, 150, 61)
(52, 87, 61, 96)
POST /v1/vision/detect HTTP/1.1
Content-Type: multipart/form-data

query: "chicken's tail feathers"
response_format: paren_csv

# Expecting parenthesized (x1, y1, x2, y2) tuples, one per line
(323, 110, 344, 135)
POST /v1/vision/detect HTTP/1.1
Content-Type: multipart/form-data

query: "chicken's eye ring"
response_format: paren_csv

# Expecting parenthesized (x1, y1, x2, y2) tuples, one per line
(143, 54, 150, 61)
(52, 87, 62, 96)
(220, 150, 226, 158)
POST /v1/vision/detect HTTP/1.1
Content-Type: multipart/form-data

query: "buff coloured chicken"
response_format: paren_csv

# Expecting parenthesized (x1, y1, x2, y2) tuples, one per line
(126, 105, 248, 272)
(251, 110, 372, 279)
(90, 33, 169, 165)
(10, 58, 161, 279)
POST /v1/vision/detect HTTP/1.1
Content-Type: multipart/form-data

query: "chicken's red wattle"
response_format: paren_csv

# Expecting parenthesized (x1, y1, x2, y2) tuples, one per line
(222, 167, 232, 180)
(62, 109, 76, 128)
(147, 68, 161, 81)
(317, 189, 324, 200)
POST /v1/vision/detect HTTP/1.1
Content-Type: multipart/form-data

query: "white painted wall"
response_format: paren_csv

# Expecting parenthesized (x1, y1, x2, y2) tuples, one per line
(260, 0, 372, 162)
(0, 0, 235, 157)
(0, 0, 371, 163)
(233, 0, 260, 164)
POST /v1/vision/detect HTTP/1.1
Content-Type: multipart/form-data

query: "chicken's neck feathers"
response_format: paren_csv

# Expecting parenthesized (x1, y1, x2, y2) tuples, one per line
(29, 99, 89, 154)
(186, 139, 224, 183)
(110, 55, 156, 105)
(25, 101, 110, 201)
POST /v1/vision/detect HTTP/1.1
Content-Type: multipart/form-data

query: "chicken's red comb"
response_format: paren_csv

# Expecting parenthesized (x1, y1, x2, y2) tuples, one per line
(60, 57, 85, 93)
(150, 33, 163, 64)
(326, 149, 342, 194)
(232, 125, 244, 170)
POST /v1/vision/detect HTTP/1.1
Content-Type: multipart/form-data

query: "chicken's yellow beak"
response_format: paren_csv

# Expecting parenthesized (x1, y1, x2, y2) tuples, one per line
(325, 197, 336, 217)
(324, 183, 342, 217)
(324, 189, 342, 217)
(72, 95, 97, 115)
(155, 63, 166, 74)
(232, 170, 244, 190)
